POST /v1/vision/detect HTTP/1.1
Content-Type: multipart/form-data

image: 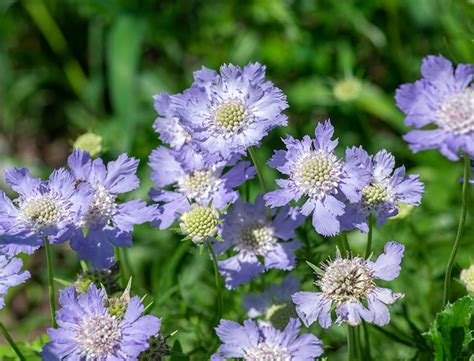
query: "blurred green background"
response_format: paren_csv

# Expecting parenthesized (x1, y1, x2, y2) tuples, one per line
(0, 0, 473, 360)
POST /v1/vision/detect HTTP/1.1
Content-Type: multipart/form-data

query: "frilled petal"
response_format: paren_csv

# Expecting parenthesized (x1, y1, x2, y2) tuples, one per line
(67, 149, 92, 181)
(113, 201, 156, 232)
(314, 119, 338, 152)
(70, 230, 115, 269)
(4, 167, 41, 197)
(336, 301, 371, 326)
(366, 241, 404, 281)
(148, 147, 185, 187)
(214, 319, 259, 358)
(273, 206, 305, 240)
(264, 241, 300, 270)
(292, 292, 332, 328)
(312, 198, 342, 237)
(218, 253, 265, 289)
(264, 187, 296, 208)
(103, 154, 140, 193)
(222, 161, 255, 188)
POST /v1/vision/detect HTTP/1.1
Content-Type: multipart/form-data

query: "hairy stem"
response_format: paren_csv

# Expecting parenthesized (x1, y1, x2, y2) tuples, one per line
(207, 240, 223, 323)
(0, 322, 25, 361)
(44, 237, 57, 328)
(442, 154, 470, 305)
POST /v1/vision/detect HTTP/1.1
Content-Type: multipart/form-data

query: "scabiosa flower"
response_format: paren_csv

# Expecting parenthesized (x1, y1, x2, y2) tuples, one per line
(67, 149, 155, 269)
(292, 242, 405, 328)
(243, 275, 300, 329)
(0, 255, 30, 309)
(264, 119, 371, 237)
(149, 145, 255, 229)
(178, 63, 288, 161)
(0, 167, 91, 257)
(212, 318, 323, 361)
(340, 148, 424, 232)
(153, 92, 191, 150)
(179, 204, 220, 244)
(42, 284, 160, 361)
(395, 55, 474, 160)
(216, 196, 303, 289)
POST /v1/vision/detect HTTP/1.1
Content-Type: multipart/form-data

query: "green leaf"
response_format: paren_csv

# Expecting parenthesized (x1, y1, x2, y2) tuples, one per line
(169, 340, 189, 361)
(423, 295, 473, 361)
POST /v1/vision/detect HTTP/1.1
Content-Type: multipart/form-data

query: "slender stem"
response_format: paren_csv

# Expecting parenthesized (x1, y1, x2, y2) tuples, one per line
(442, 154, 471, 305)
(354, 326, 363, 360)
(362, 322, 372, 360)
(44, 237, 57, 328)
(0, 322, 25, 361)
(365, 216, 374, 258)
(248, 147, 267, 194)
(372, 325, 415, 348)
(347, 326, 356, 360)
(207, 240, 223, 322)
(116, 247, 128, 287)
(342, 232, 351, 255)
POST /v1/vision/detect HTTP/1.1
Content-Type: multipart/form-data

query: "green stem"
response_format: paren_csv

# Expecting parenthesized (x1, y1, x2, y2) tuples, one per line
(372, 325, 415, 348)
(362, 322, 372, 360)
(347, 326, 356, 360)
(365, 216, 374, 258)
(116, 247, 128, 287)
(442, 154, 470, 305)
(342, 232, 351, 255)
(207, 240, 223, 322)
(0, 322, 25, 361)
(44, 237, 57, 328)
(248, 147, 267, 194)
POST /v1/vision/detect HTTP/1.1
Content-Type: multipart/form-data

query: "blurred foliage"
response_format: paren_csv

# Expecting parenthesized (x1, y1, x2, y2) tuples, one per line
(0, 0, 473, 360)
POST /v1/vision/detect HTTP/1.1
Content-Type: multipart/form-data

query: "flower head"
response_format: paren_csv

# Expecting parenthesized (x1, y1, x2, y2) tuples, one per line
(212, 318, 323, 361)
(395, 55, 474, 160)
(340, 148, 424, 232)
(67, 149, 156, 269)
(460, 265, 474, 293)
(73, 132, 103, 157)
(178, 63, 288, 161)
(153, 92, 191, 150)
(138, 333, 170, 361)
(75, 263, 120, 294)
(42, 284, 160, 361)
(216, 196, 303, 289)
(149, 145, 254, 230)
(243, 275, 300, 329)
(264, 119, 371, 237)
(0, 255, 30, 309)
(292, 242, 405, 328)
(179, 204, 220, 244)
(0, 167, 91, 257)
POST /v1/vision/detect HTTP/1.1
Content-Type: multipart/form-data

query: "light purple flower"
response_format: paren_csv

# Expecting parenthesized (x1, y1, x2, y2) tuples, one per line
(340, 148, 424, 232)
(149, 145, 255, 230)
(212, 318, 323, 361)
(395, 55, 474, 160)
(216, 196, 303, 289)
(153, 92, 191, 150)
(67, 149, 156, 269)
(0, 255, 30, 309)
(292, 241, 405, 328)
(243, 275, 300, 329)
(0, 167, 91, 257)
(42, 284, 160, 360)
(178, 63, 288, 161)
(264, 119, 371, 237)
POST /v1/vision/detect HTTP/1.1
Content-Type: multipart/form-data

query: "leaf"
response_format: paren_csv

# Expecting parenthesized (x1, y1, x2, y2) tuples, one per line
(169, 340, 189, 361)
(423, 295, 473, 361)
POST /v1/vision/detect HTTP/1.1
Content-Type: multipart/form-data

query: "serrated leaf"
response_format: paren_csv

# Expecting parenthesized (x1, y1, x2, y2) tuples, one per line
(423, 295, 473, 361)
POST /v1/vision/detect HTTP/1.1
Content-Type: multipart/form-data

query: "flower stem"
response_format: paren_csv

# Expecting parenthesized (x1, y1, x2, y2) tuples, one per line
(342, 232, 351, 255)
(365, 216, 374, 258)
(347, 326, 356, 360)
(207, 240, 223, 323)
(442, 154, 471, 306)
(44, 237, 57, 328)
(362, 322, 372, 360)
(0, 322, 25, 361)
(248, 147, 267, 194)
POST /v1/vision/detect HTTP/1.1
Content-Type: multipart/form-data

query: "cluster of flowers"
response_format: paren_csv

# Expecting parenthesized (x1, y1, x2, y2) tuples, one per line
(0, 54, 471, 360)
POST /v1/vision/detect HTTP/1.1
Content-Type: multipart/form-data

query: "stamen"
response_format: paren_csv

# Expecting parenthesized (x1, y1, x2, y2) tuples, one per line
(80, 185, 117, 227)
(245, 342, 291, 361)
(239, 222, 277, 256)
(437, 89, 474, 135)
(75, 313, 121, 358)
(177, 170, 221, 203)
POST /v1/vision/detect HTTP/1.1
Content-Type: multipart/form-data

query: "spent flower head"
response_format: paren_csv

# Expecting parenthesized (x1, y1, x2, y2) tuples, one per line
(178, 63, 288, 162)
(212, 318, 323, 361)
(0, 167, 91, 257)
(216, 197, 303, 289)
(264, 119, 371, 237)
(42, 284, 160, 361)
(67, 149, 156, 269)
(292, 242, 405, 328)
(396, 55, 474, 160)
(75, 263, 120, 295)
(149, 145, 254, 230)
(138, 333, 170, 361)
(340, 148, 424, 232)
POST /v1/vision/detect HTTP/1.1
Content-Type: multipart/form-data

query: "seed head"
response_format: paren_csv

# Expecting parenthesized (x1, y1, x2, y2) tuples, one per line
(179, 205, 219, 244)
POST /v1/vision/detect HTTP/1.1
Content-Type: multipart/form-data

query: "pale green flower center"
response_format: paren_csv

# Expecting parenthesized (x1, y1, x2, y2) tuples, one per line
(362, 183, 389, 205)
(215, 102, 246, 131)
(437, 89, 474, 134)
(180, 206, 219, 243)
(318, 258, 374, 305)
(21, 195, 62, 231)
(245, 342, 291, 361)
(178, 170, 220, 203)
(76, 313, 121, 358)
(293, 153, 342, 198)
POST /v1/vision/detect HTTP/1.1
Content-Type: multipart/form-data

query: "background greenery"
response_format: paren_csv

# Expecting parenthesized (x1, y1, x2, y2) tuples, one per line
(0, 0, 473, 359)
